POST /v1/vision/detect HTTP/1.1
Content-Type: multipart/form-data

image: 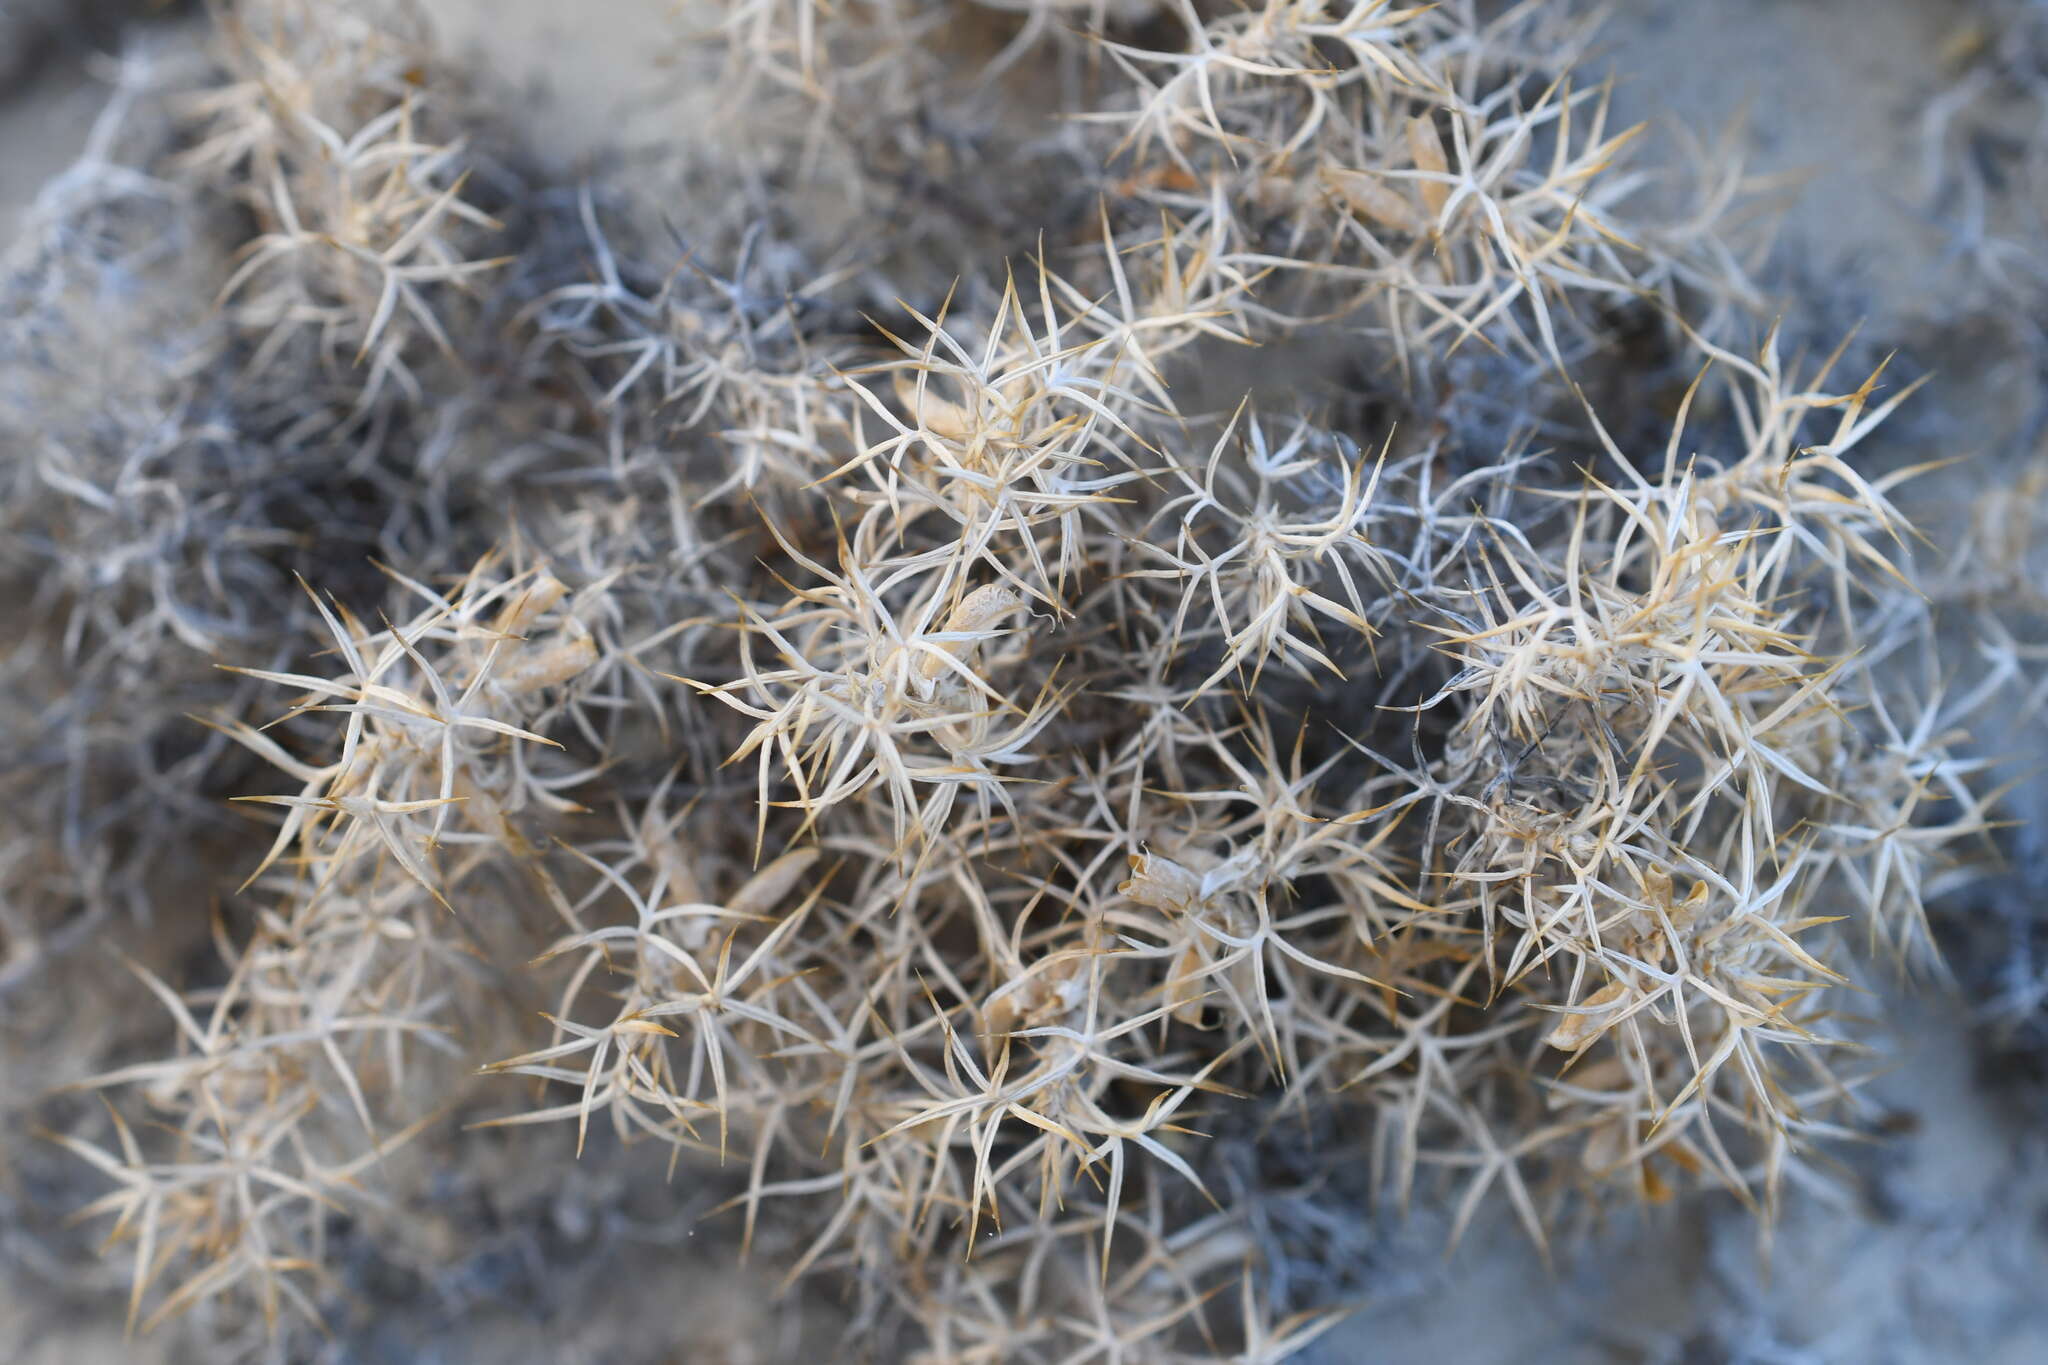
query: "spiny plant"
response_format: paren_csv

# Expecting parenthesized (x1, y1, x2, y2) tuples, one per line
(179, 0, 512, 428)
(53, 555, 616, 1334)
(6, 0, 2031, 1361)
(1078, 0, 1764, 379)
(1919, 0, 2048, 298)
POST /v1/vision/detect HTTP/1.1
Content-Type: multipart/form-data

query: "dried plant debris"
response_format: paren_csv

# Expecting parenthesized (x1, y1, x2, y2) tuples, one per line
(3, 0, 2047, 1361)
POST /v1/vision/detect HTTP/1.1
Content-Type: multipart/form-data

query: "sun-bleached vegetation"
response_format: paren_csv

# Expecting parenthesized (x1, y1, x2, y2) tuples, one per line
(5, 1, 2043, 1360)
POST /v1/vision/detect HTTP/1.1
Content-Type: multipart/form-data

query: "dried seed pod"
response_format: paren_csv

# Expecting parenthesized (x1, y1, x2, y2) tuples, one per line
(493, 570, 572, 635)
(918, 583, 1024, 680)
(1545, 979, 1630, 1052)
(893, 371, 980, 444)
(493, 623, 599, 697)
(1321, 164, 1423, 233)
(1119, 850, 1207, 916)
(728, 847, 821, 917)
(1406, 114, 1450, 219)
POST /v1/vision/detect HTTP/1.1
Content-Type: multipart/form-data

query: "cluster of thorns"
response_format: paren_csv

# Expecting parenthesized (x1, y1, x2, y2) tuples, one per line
(3, 1, 2023, 1360)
